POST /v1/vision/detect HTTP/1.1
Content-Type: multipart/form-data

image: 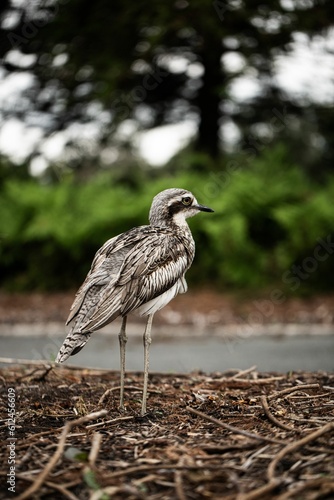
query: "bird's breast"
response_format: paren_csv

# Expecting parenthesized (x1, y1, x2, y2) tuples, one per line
(135, 277, 187, 317)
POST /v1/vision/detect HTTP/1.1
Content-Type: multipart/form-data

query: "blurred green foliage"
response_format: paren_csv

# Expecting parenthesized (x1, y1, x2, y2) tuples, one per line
(1, 146, 334, 292)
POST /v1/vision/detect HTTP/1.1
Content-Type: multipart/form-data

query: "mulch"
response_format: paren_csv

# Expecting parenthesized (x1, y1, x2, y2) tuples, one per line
(1, 363, 334, 499)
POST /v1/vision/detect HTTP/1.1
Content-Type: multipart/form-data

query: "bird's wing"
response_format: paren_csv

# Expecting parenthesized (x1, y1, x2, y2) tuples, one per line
(66, 226, 151, 325)
(79, 228, 192, 331)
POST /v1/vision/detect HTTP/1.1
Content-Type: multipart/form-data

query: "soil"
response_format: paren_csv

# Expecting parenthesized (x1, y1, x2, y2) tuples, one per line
(1, 292, 334, 498)
(0, 365, 333, 499)
(1, 290, 334, 326)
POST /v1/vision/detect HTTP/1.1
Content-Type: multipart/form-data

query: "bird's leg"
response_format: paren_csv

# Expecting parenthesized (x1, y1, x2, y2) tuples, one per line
(142, 314, 154, 416)
(118, 316, 127, 411)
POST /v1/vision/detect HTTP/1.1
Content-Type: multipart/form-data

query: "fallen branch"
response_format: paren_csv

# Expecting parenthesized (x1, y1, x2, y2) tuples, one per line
(276, 478, 334, 500)
(225, 376, 285, 385)
(214, 375, 285, 386)
(88, 432, 103, 467)
(260, 395, 296, 432)
(286, 391, 332, 400)
(98, 385, 143, 404)
(16, 366, 52, 382)
(241, 445, 269, 470)
(16, 409, 108, 500)
(268, 384, 320, 400)
(230, 366, 257, 380)
(186, 406, 285, 445)
(174, 456, 187, 500)
(236, 478, 281, 500)
(267, 421, 334, 481)
(104, 463, 232, 481)
(45, 481, 80, 500)
(86, 415, 134, 429)
(0, 357, 109, 373)
(0, 357, 54, 367)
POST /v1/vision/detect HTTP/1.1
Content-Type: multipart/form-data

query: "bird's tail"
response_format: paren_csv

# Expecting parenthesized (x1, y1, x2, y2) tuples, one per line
(55, 330, 92, 363)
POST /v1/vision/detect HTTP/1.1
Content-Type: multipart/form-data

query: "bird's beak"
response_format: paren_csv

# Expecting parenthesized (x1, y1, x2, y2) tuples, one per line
(195, 203, 214, 213)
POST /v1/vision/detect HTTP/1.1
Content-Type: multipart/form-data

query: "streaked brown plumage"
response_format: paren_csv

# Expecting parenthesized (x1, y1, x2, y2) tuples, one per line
(56, 188, 214, 414)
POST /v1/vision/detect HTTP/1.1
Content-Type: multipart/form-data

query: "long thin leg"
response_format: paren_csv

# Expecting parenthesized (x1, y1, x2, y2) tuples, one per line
(142, 314, 154, 416)
(118, 316, 127, 410)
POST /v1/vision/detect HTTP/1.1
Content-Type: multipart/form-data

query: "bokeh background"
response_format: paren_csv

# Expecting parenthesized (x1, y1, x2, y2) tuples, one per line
(1, 0, 334, 297)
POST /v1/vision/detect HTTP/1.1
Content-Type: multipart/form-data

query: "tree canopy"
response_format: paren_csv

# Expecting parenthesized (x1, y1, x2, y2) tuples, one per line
(0, 0, 334, 172)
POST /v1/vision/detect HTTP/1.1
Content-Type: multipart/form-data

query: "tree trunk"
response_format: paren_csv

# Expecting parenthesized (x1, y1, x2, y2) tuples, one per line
(195, 38, 222, 161)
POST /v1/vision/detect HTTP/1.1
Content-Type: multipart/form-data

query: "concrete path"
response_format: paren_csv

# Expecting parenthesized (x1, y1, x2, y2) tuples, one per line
(1, 329, 333, 372)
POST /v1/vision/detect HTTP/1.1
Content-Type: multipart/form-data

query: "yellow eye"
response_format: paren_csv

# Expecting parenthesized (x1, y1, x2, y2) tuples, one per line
(182, 196, 192, 206)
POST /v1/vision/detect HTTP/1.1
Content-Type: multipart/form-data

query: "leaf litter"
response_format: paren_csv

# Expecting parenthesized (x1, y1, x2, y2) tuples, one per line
(0, 362, 334, 499)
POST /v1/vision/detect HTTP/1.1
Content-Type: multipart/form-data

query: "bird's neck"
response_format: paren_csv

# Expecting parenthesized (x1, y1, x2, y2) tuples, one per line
(150, 210, 190, 230)
(170, 211, 191, 229)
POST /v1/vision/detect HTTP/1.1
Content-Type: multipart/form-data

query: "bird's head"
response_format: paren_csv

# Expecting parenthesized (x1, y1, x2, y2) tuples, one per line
(149, 188, 214, 227)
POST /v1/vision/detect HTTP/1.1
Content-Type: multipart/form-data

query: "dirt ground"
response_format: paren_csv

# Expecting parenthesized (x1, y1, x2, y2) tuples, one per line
(1, 290, 334, 326)
(0, 291, 334, 498)
(0, 364, 333, 500)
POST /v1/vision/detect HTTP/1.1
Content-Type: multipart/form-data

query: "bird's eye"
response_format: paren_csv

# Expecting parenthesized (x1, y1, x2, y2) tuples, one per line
(182, 196, 192, 206)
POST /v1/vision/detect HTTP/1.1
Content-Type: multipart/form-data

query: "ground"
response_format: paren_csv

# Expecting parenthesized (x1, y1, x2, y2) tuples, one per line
(1, 290, 334, 325)
(0, 365, 333, 499)
(0, 291, 334, 499)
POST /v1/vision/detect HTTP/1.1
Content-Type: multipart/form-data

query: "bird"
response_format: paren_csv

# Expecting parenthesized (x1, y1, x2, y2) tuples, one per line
(55, 188, 214, 415)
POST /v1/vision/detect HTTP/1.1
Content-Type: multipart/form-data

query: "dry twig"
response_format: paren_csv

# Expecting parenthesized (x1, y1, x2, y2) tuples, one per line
(174, 456, 187, 500)
(86, 415, 134, 428)
(230, 366, 257, 379)
(237, 478, 281, 500)
(260, 395, 296, 432)
(2, 365, 333, 500)
(88, 432, 103, 467)
(267, 384, 320, 400)
(240, 422, 334, 500)
(0, 357, 55, 367)
(45, 481, 81, 500)
(98, 385, 142, 404)
(267, 421, 334, 481)
(276, 478, 334, 500)
(186, 406, 286, 445)
(16, 410, 107, 500)
(103, 463, 227, 481)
